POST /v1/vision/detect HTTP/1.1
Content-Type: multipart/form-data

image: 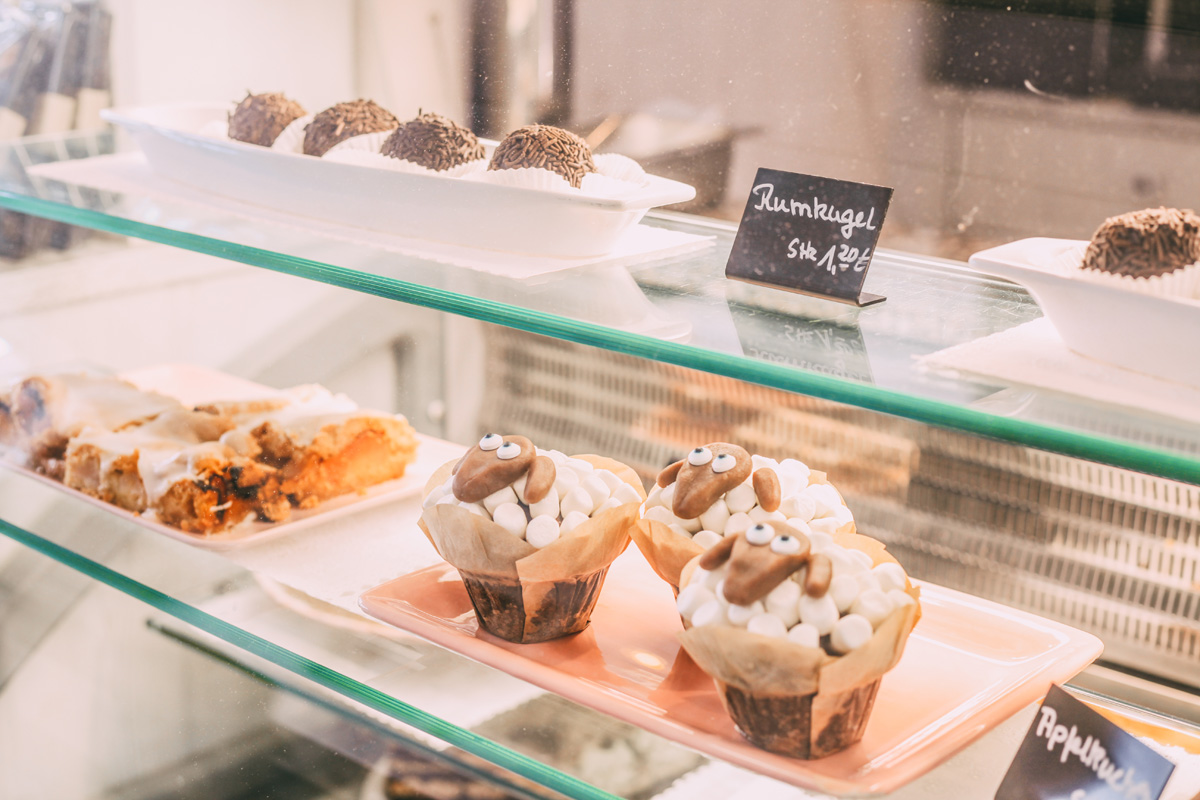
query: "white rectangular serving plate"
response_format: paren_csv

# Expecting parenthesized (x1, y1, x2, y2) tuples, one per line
(102, 103, 696, 259)
(968, 238, 1200, 388)
(0, 364, 456, 551)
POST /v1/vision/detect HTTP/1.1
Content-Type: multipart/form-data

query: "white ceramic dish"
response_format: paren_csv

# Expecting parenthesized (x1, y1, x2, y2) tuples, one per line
(102, 103, 696, 258)
(968, 237, 1200, 388)
(0, 364, 452, 550)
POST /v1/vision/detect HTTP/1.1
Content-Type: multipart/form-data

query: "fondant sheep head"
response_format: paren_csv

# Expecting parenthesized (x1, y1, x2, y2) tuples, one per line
(452, 433, 556, 504)
(698, 522, 832, 605)
(656, 442, 782, 520)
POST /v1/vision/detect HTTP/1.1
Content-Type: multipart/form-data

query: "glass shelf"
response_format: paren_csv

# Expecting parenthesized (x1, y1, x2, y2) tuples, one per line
(2, 131, 1199, 486)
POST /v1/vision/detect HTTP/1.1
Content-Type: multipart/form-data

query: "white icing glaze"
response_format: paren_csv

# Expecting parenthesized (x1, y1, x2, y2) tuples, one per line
(688, 446, 713, 466)
(496, 441, 521, 460)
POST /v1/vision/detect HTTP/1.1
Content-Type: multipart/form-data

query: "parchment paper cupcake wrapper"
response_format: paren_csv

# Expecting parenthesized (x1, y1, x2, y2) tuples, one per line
(324, 128, 396, 156)
(631, 470, 853, 591)
(718, 677, 881, 759)
(677, 531, 920, 759)
(457, 567, 611, 643)
(270, 114, 312, 153)
(418, 454, 645, 643)
(1052, 242, 1200, 300)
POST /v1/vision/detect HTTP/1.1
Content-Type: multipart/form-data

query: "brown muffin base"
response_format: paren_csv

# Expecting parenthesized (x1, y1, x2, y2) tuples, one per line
(718, 677, 881, 759)
(458, 567, 610, 644)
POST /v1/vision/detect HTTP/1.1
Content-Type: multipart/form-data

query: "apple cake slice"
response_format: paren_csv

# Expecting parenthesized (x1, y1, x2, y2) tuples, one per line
(64, 408, 291, 534)
(1, 373, 184, 479)
(207, 385, 419, 509)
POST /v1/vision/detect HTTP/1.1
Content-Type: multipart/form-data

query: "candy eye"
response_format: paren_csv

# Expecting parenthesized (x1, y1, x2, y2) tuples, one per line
(479, 433, 503, 451)
(712, 453, 736, 473)
(688, 446, 713, 466)
(771, 535, 801, 555)
(496, 441, 522, 460)
(745, 523, 773, 545)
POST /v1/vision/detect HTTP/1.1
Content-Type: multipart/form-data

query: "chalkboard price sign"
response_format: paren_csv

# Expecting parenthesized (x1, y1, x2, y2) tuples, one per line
(725, 168, 893, 306)
(995, 685, 1175, 800)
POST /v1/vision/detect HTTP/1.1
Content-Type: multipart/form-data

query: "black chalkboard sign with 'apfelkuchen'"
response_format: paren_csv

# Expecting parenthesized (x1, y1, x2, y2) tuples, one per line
(725, 168, 893, 306)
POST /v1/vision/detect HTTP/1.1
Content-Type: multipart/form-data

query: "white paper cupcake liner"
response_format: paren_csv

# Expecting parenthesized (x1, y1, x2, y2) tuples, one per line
(465, 165, 576, 194)
(375, 155, 487, 178)
(270, 114, 312, 153)
(324, 128, 396, 156)
(1053, 243, 1200, 300)
(198, 119, 229, 139)
(593, 152, 648, 186)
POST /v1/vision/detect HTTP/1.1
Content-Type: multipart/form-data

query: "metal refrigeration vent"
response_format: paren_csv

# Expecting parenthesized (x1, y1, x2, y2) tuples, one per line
(475, 328, 1200, 689)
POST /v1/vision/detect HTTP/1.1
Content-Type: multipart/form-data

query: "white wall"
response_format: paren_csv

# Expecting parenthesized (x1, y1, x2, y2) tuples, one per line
(106, 0, 357, 110)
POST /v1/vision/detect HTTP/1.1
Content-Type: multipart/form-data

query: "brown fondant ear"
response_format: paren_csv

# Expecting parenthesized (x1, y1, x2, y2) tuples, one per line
(753, 467, 781, 513)
(698, 533, 736, 571)
(804, 553, 833, 596)
(657, 459, 683, 488)
(523, 455, 557, 504)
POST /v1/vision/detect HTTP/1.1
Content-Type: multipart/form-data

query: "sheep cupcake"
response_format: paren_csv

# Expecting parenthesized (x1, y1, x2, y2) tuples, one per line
(631, 443, 854, 593)
(677, 523, 920, 758)
(419, 434, 645, 643)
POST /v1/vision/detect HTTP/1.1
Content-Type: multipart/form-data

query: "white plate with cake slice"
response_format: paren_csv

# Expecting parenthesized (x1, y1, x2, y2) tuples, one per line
(103, 103, 696, 259)
(968, 237, 1200, 388)
(0, 363, 460, 550)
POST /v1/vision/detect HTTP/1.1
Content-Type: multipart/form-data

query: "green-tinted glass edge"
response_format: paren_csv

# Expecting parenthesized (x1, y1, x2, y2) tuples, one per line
(0, 517, 620, 800)
(5, 190, 1199, 486)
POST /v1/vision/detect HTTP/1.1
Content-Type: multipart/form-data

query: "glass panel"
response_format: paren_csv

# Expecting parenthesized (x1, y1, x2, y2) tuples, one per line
(1, 135, 1199, 485)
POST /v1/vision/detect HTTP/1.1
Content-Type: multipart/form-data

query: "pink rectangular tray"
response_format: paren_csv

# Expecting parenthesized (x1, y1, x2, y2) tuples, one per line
(360, 548, 1102, 796)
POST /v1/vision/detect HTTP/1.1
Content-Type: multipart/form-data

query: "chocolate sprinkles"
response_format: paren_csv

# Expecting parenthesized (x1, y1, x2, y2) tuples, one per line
(488, 124, 596, 189)
(1082, 207, 1200, 278)
(381, 111, 484, 171)
(302, 99, 399, 157)
(227, 92, 306, 148)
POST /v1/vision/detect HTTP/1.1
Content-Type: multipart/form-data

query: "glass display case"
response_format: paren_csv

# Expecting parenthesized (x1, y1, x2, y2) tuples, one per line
(2, 2, 1200, 799)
